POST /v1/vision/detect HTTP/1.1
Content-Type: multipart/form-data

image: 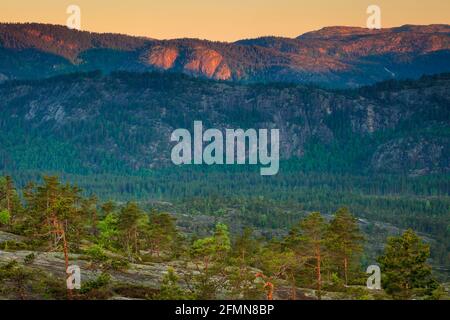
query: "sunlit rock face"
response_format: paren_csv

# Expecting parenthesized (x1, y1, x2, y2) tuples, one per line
(140, 45, 232, 80)
(143, 46, 179, 70)
(1, 23, 449, 86)
(182, 47, 231, 80)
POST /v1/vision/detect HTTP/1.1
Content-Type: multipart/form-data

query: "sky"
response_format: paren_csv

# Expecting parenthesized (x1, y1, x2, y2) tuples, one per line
(0, 0, 449, 41)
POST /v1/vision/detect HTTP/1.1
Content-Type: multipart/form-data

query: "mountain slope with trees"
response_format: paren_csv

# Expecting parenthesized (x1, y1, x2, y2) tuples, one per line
(0, 71, 448, 175)
(1, 23, 449, 87)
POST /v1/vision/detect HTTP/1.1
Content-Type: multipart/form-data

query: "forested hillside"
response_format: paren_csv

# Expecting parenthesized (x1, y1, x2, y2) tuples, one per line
(0, 176, 447, 300)
(1, 23, 450, 87)
(0, 72, 449, 281)
(0, 72, 448, 175)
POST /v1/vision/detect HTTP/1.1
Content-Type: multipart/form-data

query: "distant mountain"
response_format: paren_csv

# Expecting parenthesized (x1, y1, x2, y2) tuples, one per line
(1, 23, 449, 87)
(0, 71, 448, 176)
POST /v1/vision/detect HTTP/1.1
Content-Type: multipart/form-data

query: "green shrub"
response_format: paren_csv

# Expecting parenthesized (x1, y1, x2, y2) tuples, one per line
(24, 253, 36, 265)
(106, 258, 129, 271)
(84, 245, 108, 262)
(0, 240, 28, 251)
(0, 210, 10, 225)
(80, 272, 111, 294)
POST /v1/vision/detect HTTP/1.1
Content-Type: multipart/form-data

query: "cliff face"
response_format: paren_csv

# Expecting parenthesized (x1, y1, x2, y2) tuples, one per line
(1, 23, 449, 87)
(0, 72, 448, 175)
(143, 46, 179, 70)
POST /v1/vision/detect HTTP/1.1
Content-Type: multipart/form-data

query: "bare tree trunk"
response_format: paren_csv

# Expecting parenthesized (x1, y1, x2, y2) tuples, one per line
(316, 247, 322, 300)
(290, 274, 297, 300)
(61, 225, 72, 300)
(344, 257, 348, 286)
(266, 282, 274, 300)
(52, 216, 72, 300)
(256, 273, 274, 301)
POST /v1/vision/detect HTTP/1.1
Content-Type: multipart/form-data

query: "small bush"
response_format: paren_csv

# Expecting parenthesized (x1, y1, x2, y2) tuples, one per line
(0, 240, 28, 251)
(24, 253, 36, 265)
(106, 258, 129, 271)
(0, 209, 10, 225)
(84, 245, 108, 262)
(80, 272, 111, 294)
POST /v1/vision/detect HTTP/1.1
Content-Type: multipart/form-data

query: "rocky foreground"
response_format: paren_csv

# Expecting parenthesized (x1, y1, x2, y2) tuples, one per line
(0, 231, 389, 300)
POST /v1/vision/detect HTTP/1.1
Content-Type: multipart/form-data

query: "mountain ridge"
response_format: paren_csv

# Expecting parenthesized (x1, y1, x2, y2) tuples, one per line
(1, 23, 450, 87)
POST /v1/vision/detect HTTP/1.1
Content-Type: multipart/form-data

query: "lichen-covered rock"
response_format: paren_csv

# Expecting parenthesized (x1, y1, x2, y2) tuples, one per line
(0, 231, 25, 244)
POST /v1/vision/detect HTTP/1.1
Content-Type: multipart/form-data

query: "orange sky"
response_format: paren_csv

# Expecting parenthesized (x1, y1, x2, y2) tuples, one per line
(1, 0, 449, 41)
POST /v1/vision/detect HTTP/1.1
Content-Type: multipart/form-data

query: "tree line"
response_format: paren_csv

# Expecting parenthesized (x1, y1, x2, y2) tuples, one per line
(0, 175, 445, 300)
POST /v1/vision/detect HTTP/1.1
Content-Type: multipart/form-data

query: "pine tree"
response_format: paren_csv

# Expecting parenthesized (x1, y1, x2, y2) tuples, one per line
(0, 176, 21, 229)
(144, 211, 178, 258)
(297, 212, 328, 298)
(257, 241, 298, 300)
(23, 176, 80, 299)
(190, 223, 232, 299)
(100, 200, 116, 218)
(98, 211, 119, 250)
(159, 267, 192, 300)
(82, 195, 99, 237)
(191, 223, 231, 271)
(232, 227, 261, 266)
(377, 229, 438, 299)
(117, 202, 146, 259)
(326, 207, 364, 285)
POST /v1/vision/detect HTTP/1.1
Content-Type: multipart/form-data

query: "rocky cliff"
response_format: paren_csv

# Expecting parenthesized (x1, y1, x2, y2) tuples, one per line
(0, 72, 448, 175)
(1, 23, 449, 87)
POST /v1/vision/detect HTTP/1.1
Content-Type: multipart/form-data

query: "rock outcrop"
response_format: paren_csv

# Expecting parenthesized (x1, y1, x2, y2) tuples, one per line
(1, 23, 449, 86)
